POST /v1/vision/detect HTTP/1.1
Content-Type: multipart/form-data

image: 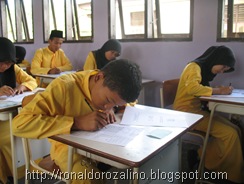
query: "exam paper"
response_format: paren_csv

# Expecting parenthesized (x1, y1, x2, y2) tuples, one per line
(212, 89, 244, 98)
(0, 91, 34, 102)
(120, 105, 188, 127)
(71, 124, 143, 146)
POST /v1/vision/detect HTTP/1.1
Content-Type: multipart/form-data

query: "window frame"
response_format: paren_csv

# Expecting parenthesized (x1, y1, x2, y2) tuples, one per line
(217, 0, 244, 42)
(109, 0, 194, 42)
(0, 0, 34, 43)
(43, 0, 94, 43)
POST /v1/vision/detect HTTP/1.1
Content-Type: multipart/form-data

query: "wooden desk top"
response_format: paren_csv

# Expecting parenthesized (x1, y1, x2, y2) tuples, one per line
(51, 107, 203, 168)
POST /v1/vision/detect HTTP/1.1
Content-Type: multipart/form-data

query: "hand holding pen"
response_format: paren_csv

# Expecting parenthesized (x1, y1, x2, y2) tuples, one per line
(0, 85, 16, 96)
(73, 111, 112, 131)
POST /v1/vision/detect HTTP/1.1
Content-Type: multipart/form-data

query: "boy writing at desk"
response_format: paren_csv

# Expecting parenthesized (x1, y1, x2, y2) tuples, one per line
(13, 59, 142, 184)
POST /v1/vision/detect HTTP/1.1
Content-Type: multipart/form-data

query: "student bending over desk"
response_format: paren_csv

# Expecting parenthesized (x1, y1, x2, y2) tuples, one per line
(83, 39, 121, 70)
(13, 59, 142, 184)
(31, 30, 73, 87)
(0, 37, 37, 184)
(173, 46, 244, 183)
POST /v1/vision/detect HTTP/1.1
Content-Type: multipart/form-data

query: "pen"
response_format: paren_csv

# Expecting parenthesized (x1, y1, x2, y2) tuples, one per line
(85, 98, 93, 111)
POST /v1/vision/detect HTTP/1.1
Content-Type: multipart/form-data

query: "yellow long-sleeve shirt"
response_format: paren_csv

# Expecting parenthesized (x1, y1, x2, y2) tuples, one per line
(83, 51, 97, 70)
(31, 47, 73, 75)
(173, 62, 212, 113)
(14, 64, 37, 90)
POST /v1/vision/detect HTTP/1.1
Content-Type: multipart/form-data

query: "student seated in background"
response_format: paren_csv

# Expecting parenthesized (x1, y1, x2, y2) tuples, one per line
(83, 39, 121, 70)
(15, 46, 31, 68)
(0, 37, 37, 184)
(13, 59, 142, 184)
(173, 46, 244, 183)
(31, 30, 73, 86)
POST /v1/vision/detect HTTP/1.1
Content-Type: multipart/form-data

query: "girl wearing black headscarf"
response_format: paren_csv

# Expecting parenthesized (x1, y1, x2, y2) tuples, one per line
(83, 39, 121, 70)
(173, 46, 244, 183)
(0, 37, 37, 184)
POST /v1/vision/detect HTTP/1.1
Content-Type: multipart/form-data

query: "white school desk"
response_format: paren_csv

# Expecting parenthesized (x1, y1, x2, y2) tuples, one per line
(33, 70, 77, 87)
(0, 89, 48, 184)
(50, 106, 203, 184)
(200, 96, 244, 115)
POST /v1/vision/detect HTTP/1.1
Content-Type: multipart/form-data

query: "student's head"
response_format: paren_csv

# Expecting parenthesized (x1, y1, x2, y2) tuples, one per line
(0, 37, 16, 72)
(195, 46, 236, 74)
(101, 39, 121, 61)
(15, 46, 26, 64)
(48, 30, 64, 53)
(194, 45, 236, 85)
(91, 59, 142, 111)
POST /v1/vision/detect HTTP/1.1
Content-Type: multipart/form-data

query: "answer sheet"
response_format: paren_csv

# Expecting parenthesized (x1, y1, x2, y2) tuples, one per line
(120, 105, 189, 127)
(71, 124, 143, 146)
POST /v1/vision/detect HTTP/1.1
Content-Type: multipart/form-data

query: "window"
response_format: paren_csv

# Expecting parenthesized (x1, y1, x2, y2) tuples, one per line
(218, 0, 244, 41)
(0, 0, 33, 43)
(109, 0, 193, 41)
(43, 0, 93, 42)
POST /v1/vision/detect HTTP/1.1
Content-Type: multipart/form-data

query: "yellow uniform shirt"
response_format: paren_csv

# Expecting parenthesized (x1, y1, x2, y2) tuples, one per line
(83, 51, 97, 70)
(31, 47, 73, 75)
(173, 62, 212, 113)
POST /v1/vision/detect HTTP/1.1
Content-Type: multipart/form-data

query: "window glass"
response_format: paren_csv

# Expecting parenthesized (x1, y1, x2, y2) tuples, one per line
(1, 0, 33, 42)
(44, 0, 92, 41)
(110, 0, 192, 41)
(218, 0, 244, 40)
(159, 0, 190, 34)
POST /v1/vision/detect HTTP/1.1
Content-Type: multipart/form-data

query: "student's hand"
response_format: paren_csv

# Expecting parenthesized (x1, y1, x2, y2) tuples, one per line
(212, 86, 233, 95)
(0, 85, 15, 96)
(48, 67, 61, 74)
(73, 111, 110, 131)
(14, 85, 28, 95)
(105, 109, 116, 124)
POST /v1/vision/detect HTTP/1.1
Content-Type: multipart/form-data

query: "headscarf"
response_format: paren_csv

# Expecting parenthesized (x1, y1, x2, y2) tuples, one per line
(15, 46, 26, 64)
(93, 39, 121, 69)
(193, 46, 236, 86)
(0, 37, 17, 88)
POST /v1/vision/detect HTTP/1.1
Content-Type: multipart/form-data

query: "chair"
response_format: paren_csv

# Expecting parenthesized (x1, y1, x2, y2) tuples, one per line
(20, 94, 71, 184)
(160, 79, 210, 184)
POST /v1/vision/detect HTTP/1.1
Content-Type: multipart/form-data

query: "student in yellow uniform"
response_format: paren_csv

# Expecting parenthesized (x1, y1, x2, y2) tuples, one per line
(0, 37, 37, 184)
(83, 39, 121, 70)
(173, 46, 244, 183)
(31, 30, 73, 86)
(13, 59, 142, 184)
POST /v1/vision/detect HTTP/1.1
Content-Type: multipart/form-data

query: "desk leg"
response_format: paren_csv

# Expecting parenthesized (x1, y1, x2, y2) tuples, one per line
(39, 77, 43, 87)
(132, 167, 139, 184)
(9, 112, 18, 184)
(66, 146, 74, 184)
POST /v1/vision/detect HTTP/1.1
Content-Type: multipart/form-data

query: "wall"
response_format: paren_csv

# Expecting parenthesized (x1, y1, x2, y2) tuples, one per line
(19, 0, 244, 107)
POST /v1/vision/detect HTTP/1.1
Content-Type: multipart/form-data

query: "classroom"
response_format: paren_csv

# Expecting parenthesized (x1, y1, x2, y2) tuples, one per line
(0, 0, 244, 184)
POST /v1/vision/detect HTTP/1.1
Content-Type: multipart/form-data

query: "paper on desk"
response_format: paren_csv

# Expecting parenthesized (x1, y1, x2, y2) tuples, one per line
(120, 105, 188, 127)
(71, 124, 143, 146)
(0, 91, 34, 102)
(212, 89, 244, 98)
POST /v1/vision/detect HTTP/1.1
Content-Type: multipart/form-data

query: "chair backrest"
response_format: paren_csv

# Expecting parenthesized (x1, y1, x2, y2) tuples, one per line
(160, 78, 180, 109)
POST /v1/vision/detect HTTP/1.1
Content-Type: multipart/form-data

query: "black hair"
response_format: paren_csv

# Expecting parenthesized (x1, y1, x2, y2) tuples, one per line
(101, 59, 142, 103)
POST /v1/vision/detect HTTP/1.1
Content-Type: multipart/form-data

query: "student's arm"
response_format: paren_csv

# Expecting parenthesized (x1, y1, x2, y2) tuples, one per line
(56, 49, 73, 71)
(14, 64, 37, 92)
(183, 63, 212, 97)
(12, 80, 74, 139)
(83, 51, 97, 70)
